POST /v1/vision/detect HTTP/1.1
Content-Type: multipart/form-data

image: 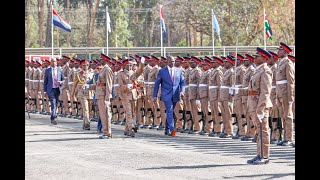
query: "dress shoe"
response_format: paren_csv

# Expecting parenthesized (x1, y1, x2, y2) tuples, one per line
(157, 125, 165, 130)
(209, 132, 221, 137)
(277, 140, 284, 146)
(270, 138, 278, 144)
(138, 125, 144, 128)
(176, 128, 183, 132)
(146, 125, 152, 129)
(180, 129, 190, 133)
(281, 140, 293, 146)
(83, 123, 90, 130)
(252, 136, 257, 142)
(99, 134, 111, 139)
(219, 134, 232, 138)
(164, 131, 169, 135)
(291, 142, 295, 147)
(253, 158, 269, 165)
(171, 129, 176, 136)
(121, 122, 126, 125)
(129, 129, 135, 137)
(247, 155, 261, 164)
(51, 120, 57, 125)
(199, 131, 209, 135)
(67, 114, 73, 118)
(232, 134, 241, 139)
(124, 131, 129, 136)
(150, 125, 159, 129)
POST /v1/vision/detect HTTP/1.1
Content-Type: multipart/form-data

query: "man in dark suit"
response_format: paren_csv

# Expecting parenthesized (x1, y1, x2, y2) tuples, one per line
(153, 56, 185, 136)
(44, 58, 64, 125)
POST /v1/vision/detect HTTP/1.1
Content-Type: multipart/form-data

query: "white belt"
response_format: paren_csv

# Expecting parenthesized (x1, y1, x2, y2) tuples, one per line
(189, 84, 197, 87)
(184, 85, 189, 88)
(235, 84, 242, 88)
(220, 86, 230, 89)
(147, 82, 155, 85)
(209, 86, 218, 89)
(242, 87, 248, 90)
(68, 82, 74, 85)
(113, 84, 119, 87)
(199, 84, 208, 87)
(64, 77, 68, 79)
(39, 80, 44, 82)
(30, 80, 37, 82)
(276, 80, 288, 85)
(272, 85, 276, 88)
(25, 79, 29, 80)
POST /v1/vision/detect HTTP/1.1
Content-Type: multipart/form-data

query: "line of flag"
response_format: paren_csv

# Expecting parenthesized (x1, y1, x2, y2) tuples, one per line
(52, 9, 71, 32)
(160, 5, 167, 39)
(264, 12, 273, 40)
(212, 12, 222, 42)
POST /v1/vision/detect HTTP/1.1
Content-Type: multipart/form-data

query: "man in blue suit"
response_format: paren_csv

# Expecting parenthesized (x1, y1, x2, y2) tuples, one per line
(44, 58, 64, 125)
(153, 56, 185, 136)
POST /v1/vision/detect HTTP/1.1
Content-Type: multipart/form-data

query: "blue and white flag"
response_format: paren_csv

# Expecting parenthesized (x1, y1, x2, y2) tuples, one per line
(212, 12, 222, 42)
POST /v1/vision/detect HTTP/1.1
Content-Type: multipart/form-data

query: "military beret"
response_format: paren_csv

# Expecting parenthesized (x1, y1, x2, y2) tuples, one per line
(268, 51, 279, 59)
(237, 54, 245, 61)
(151, 55, 160, 63)
(190, 56, 201, 64)
(244, 54, 255, 61)
(212, 56, 223, 65)
(253, 47, 272, 59)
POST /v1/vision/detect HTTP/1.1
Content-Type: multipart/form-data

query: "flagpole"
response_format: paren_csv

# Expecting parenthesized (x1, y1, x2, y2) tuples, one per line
(106, 6, 109, 55)
(263, 8, 266, 50)
(160, 5, 163, 56)
(51, 0, 54, 58)
(212, 9, 215, 56)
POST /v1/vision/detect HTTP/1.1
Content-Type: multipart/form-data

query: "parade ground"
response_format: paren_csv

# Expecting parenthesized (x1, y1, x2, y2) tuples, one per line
(25, 114, 295, 180)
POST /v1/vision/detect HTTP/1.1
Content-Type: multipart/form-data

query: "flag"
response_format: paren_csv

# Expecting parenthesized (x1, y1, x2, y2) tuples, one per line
(264, 17, 273, 40)
(160, 5, 167, 39)
(106, 11, 111, 33)
(212, 12, 222, 42)
(52, 9, 71, 32)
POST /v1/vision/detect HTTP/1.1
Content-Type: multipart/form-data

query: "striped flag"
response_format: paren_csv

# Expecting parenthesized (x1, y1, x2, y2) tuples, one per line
(264, 13, 273, 40)
(212, 12, 222, 42)
(52, 9, 71, 32)
(160, 5, 167, 39)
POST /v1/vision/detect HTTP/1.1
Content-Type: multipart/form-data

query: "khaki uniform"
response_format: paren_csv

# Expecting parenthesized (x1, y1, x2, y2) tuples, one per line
(61, 63, 71, 115)
(68, 67, 77, 116)
(143, 65, 153, 125)
(87, 69, 95, 118)
(146, 65, 161, 126)
(234, 65, 247, 136)
(241, 65, 256, 138)
(173, 67, 185, 129)
(135, 69, 145, 126)
(40, 67, 50, 113)
(198, 69, 212, 133)
(32, 67, 42, 112)
(269, 64, 281, 140)
(88, 64, 114, 135)
(28, 67, 35, 111)
(25, 67, 32, 109)
(219, 68, 234, 135)
(208, 66, 223, 133)
(71, 69, 92, 125)
(247, 63, 272, 159)
(275, 57, 295, 142)
(111, 71, 120, 122)
(188, 67, 202, 131)
(183, 67, 192, 130)
(118, 65, 144, 132)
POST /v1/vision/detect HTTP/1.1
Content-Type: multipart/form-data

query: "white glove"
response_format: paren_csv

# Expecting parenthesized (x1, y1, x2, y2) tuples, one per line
(82, 84, 89, 90)
(257, 114, 264, 122)
(140, 57, 145, 64)
(105, 100, 109, 105)
(127, 84, 133, 89)
(196, 100, 201, 105)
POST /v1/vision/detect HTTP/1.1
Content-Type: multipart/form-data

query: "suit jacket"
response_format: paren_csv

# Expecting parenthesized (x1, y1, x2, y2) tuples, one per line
(43, 66, 64, 95)
(153, 66, 185, 103)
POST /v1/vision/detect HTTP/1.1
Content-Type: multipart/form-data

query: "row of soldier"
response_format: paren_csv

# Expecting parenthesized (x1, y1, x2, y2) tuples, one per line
(25, 42, 295, 145)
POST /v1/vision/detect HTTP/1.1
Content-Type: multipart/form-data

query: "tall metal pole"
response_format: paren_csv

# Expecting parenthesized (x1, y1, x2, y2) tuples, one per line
(212, 9, 215, 56)
(106, 6, 109, 55)
(263, 8, 266, 50)
(51, 0, 54, 58)
(160, 5, 163, 56)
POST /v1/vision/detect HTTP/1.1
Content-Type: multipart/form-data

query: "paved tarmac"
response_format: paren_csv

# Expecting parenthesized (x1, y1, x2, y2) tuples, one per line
(25, 113, 295, 180)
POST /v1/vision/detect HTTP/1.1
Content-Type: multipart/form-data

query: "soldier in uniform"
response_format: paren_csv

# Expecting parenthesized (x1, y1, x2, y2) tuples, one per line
(41, 59, 51, 114)
(73, 58, 83, 119)
(25, 59, 32, 111)
(28, 61, 36, 112)
(219, 56, 235, 138)
(180, 57, 193, 133)
(71, 59, 92, 130)
(173, 56, 185, 132)
(132, 57, 145, 129)
(198, 57, 212, 135)
(232, 54, 247, 139)
(110, 59, 122, 124)
(275, 42, 295, 146)
(67, 59, 77, 118)
(146, 55, 161, 129)
(188, 56, 202, 134)
(32, 60, 43, 113)
(247, 47, 273, 165)
(220, 56, 227, 74)
(87, 54, 114, 139)
(288, 54, 295, 131)
(240, 54, 256, 141)
(61, 55, 71, 117)
(267, 51, 281, 144)
(118, 57, 145, 137)
(208, 56, 224, 137)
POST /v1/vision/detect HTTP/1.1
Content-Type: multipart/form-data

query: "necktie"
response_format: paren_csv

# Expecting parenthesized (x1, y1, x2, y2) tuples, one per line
(53, 68, 58, 86)
(170, 68, 174, 82)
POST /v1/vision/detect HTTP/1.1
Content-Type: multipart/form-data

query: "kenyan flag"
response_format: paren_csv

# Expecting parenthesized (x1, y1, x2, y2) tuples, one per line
(265, 19, 273, 40)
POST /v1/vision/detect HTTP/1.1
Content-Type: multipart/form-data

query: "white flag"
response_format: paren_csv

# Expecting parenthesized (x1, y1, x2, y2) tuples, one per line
(212, 12, 222, 42)
(106, 12, 111, 33)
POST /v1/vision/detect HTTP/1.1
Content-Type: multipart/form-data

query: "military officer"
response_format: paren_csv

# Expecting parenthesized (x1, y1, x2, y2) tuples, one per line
(275, 42, 295, 146)
(247, 47, 273, 165)
(32, 60, 43, 113)
(173, 56, 185, 132)
(60, 55, 71, 117)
